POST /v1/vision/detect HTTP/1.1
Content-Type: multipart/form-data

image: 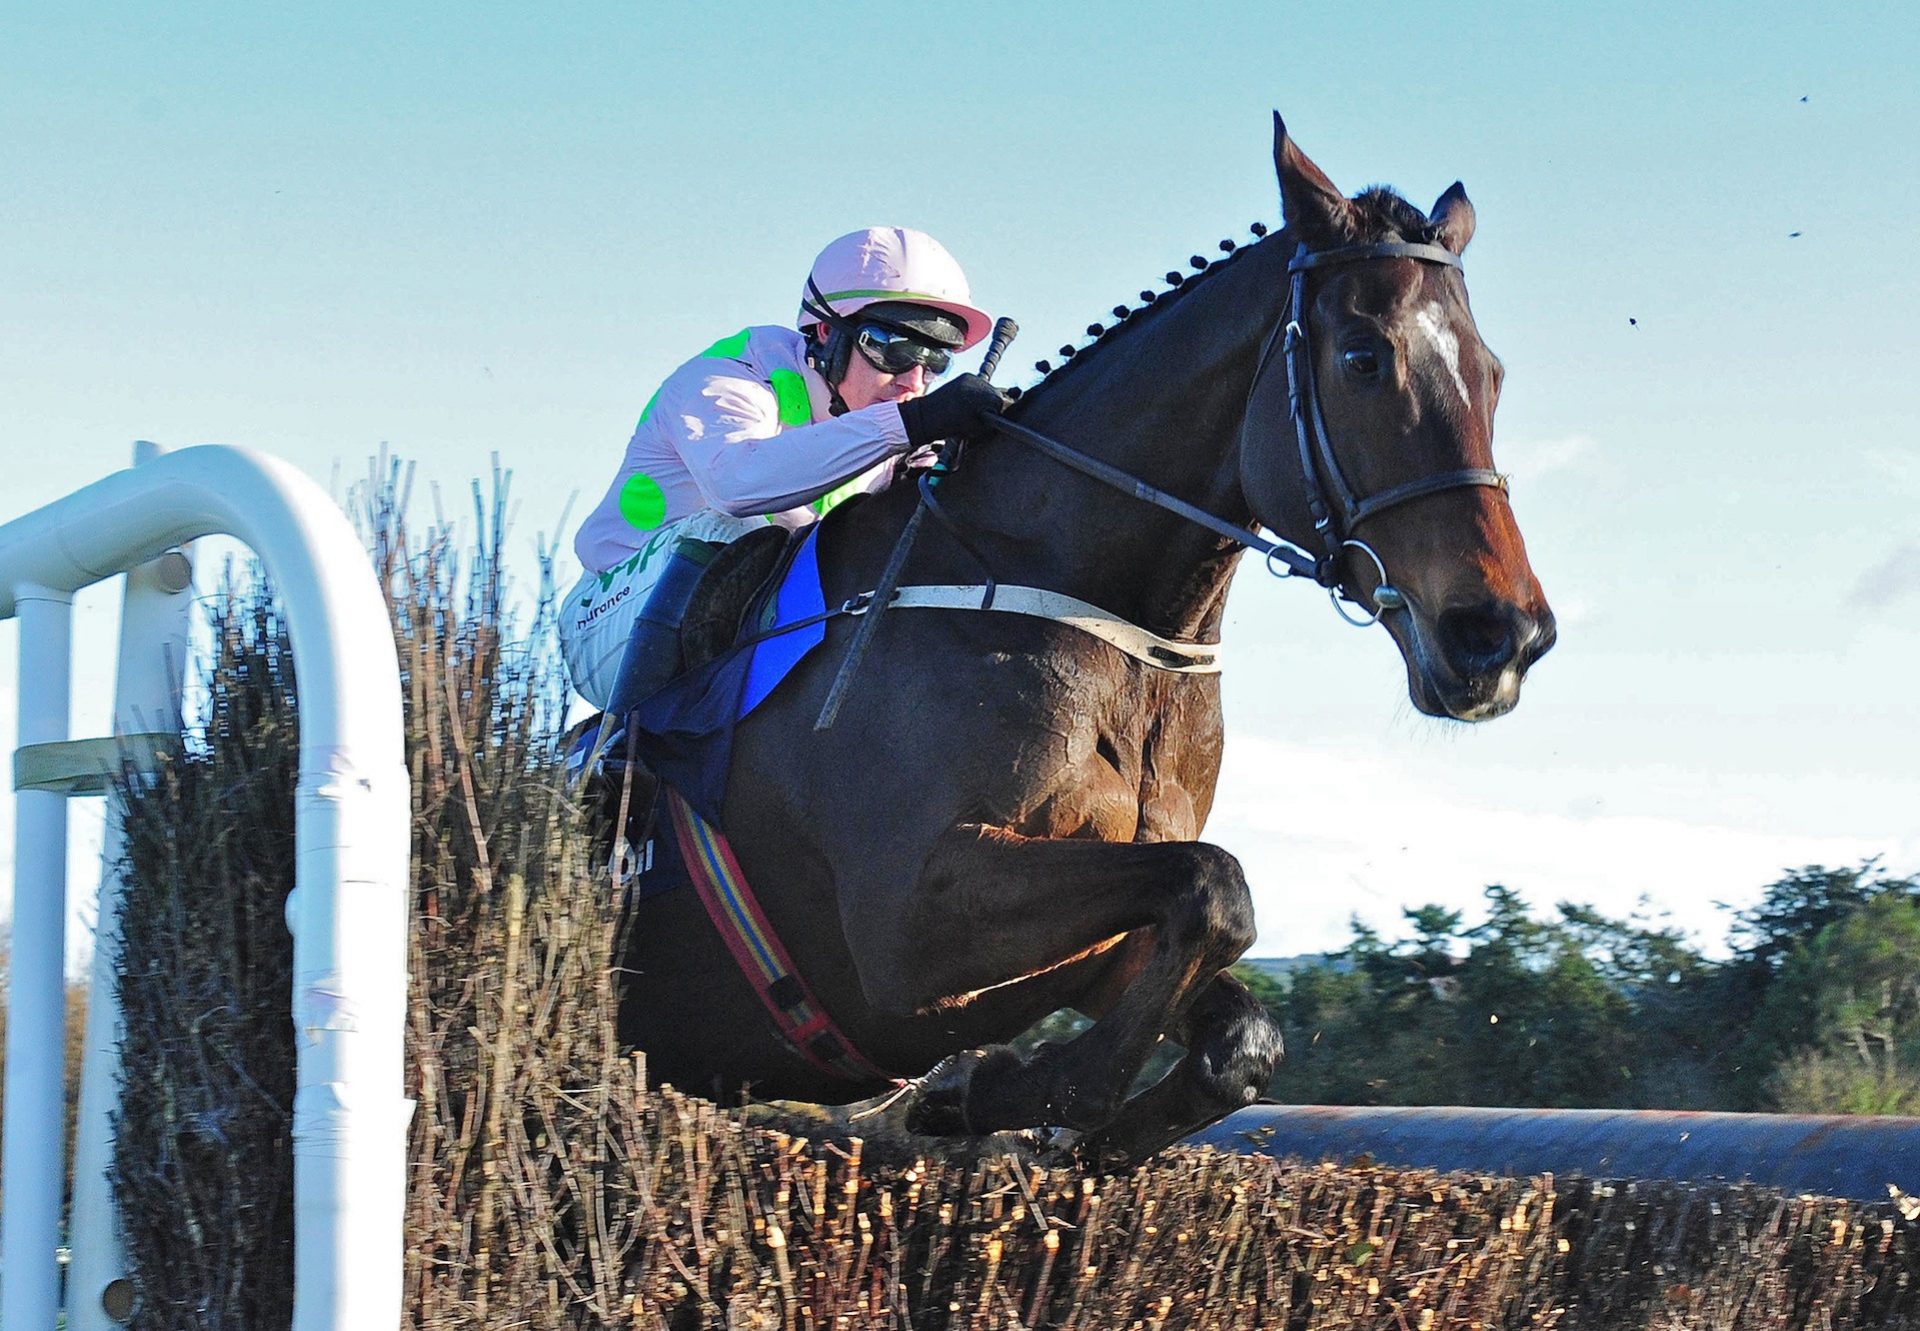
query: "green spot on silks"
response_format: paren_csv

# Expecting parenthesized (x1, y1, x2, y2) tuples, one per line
(617, 473, 668, 530)
(811, 476, 866, 517)
(701, 328, 752, 360)
(768, 369, 812, 427)
(636, 387, 661, 430)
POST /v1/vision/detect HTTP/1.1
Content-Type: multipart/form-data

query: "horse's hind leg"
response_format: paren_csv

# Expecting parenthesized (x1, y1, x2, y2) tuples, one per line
(884, 826, 1257, 1140)
(1071, 971, 1282, 1164)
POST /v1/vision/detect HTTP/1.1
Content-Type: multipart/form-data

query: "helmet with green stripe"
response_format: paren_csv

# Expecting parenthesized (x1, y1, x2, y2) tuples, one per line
(798, 227, 991, 354)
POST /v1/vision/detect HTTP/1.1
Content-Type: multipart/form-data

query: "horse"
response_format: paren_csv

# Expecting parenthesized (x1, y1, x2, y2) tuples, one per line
(613, 113, 1555, 1164)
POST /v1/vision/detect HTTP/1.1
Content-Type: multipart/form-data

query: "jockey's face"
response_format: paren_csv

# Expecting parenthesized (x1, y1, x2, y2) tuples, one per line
(814, 326, 934, 411)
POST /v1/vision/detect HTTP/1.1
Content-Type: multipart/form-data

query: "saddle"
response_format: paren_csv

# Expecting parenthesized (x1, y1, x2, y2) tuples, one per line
(679, 522, 796, 674)
(566, 519, 808, 830)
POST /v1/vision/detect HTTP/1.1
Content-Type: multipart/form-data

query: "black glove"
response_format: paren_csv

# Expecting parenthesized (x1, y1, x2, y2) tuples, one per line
(896, 373, 1011, 451)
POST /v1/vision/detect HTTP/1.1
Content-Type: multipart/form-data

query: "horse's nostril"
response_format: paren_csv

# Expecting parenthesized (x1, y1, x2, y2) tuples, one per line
(1436, 603, 1527, 675)
(1531, 610, 1558, 662)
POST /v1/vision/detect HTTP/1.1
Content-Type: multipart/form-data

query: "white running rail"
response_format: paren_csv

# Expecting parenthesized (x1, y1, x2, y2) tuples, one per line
(0, 443, 411, 1331)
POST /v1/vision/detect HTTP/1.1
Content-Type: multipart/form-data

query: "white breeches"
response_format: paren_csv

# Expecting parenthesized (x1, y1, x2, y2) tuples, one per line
(559, 510, 765, 710)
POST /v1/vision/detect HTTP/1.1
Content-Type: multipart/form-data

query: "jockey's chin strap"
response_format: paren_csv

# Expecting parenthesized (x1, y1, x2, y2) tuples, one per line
(802, 276, 854, 416)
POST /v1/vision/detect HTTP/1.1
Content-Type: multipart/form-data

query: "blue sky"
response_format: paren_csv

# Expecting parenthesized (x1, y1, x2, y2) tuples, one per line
(4, 3, 1917, 965)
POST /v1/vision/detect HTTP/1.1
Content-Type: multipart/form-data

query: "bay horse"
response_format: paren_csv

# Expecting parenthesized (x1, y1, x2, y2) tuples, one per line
(615, 114, 1555, 1163)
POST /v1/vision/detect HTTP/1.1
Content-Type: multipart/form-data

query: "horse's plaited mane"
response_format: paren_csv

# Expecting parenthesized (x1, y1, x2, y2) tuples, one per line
(1009, 185, 1435, 410)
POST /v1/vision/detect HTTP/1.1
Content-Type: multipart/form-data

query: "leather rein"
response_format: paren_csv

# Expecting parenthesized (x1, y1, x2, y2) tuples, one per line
(812, 236, 1514, 728)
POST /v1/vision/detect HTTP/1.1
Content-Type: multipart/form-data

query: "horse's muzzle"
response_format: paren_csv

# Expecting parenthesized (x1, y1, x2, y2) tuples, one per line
(1415, 600, 1555, 721)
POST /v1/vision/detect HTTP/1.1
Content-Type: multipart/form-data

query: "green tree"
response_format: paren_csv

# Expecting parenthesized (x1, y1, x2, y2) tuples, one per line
(1752, 892, 1920, 1112)
(1447, 887, 1639, 1107)
(1256, 864, 1920, 1114)
(1228, 961, 1288, 1013)
(1721, 861, 1920, 1107)
(1265, 936, 1402, 1104)
(1264, 887, 1728, 1109)
(1728, 861, 1917, 973)
(1556, 900, 1739, 1109)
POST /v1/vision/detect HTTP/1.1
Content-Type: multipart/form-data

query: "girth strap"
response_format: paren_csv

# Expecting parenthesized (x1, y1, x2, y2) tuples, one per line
(877, 583, 1222, 673)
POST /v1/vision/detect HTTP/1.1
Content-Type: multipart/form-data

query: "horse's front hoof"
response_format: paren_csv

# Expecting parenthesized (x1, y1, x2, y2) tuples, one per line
(903, 1052, 981, 1136)
(904, 1047, 1019, 1137)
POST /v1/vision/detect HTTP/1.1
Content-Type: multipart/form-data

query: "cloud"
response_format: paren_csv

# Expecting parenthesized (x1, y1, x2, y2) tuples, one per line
(1847, 542, 1920, 608)
(1495, 433, 1595, 483)
(1210, 736, 1907, 960)
(1865, 448, 1920, 497)
(1542, 593, 1595, 629)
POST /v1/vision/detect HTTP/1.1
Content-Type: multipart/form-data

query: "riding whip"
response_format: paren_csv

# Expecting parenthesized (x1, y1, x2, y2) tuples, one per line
(813, 316, 1019, 731)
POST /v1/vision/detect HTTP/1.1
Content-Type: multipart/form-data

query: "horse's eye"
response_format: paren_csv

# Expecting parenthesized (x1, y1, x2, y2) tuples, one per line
(1342, 347, 1381, 378)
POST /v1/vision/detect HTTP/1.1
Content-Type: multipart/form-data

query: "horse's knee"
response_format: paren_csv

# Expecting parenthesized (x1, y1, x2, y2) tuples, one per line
(1172, 843, 1256, 961)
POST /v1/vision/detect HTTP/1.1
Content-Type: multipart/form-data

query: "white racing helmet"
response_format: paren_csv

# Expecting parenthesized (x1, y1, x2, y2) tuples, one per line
(798, 227, 992, 351)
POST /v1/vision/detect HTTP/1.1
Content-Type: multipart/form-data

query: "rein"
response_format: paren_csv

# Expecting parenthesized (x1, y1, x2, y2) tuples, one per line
(985, 416, 1318, 579)
(979, 237, 1511, 627)
(812, 234, 1515, 728)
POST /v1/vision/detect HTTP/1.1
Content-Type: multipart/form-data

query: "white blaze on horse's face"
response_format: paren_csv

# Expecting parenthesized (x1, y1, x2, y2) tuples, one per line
(1413, 301, 1472, 410)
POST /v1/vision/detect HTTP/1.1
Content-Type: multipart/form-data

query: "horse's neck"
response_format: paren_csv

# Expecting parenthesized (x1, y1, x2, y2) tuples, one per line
(948, 236, 1289, 640)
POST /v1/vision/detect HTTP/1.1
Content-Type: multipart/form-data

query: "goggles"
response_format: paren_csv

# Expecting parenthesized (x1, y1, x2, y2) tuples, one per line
(852, 323, 953, 377)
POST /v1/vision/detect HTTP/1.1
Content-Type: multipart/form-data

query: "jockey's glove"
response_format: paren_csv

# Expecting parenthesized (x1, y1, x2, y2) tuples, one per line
(897, 373, 1012, 450)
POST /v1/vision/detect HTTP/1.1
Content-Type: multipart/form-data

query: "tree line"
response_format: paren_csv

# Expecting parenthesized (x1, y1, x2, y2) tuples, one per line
(1235, 861, 1920, 1114)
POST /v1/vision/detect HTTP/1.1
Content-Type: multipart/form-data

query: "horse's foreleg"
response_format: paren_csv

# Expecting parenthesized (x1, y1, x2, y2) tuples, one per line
(1071, 971, 1283, 1164)
(871, 825, 1256, 1137)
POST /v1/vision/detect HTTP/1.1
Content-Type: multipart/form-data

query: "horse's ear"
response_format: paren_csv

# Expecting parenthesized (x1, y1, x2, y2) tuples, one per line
(1429, 181, 1476, 254)
(1273, 111, 1356, 247)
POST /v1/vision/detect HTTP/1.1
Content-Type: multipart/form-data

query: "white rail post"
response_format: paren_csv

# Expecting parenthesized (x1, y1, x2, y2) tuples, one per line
(2, 582, 75, 1330)
(68, 441, 195, 1331)
(0, 444, 411, 1331)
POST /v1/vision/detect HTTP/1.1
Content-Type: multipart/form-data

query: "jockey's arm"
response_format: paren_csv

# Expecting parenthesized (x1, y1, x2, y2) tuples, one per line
(673, 370, 910, 519)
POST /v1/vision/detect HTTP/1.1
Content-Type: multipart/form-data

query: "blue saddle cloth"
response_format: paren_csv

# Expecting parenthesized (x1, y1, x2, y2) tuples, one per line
(625, 525, 831, 825)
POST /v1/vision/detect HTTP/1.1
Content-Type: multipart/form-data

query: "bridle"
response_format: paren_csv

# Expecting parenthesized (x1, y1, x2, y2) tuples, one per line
(810, 234, 1516, 729)
(981, 235, 1510, 630)
(1262, 238, 1509, 624)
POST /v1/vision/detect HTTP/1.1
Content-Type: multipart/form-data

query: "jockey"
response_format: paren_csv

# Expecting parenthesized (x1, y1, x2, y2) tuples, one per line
(563, 227, 1009, 716)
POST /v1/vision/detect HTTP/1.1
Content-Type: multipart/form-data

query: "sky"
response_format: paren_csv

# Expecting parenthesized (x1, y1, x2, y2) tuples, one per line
(3, 2, 1917, 973)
